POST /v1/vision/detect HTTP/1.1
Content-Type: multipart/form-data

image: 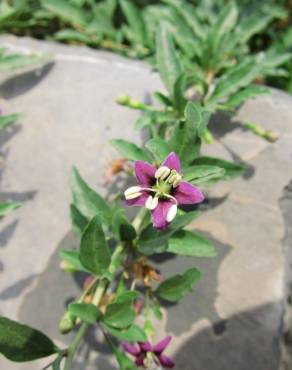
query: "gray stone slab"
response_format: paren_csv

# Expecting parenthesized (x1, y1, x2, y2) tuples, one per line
(0, 35, 291, 370)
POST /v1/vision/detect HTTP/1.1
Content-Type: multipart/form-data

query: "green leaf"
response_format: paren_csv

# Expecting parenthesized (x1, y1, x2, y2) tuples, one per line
(0, 316, 58, 362)
(59, 250, 90, 273)
(54, 29, 92, 43)
(71, 167, 111, 225)
(155, 267, 201, 302)
(156, 22, 182, 96)
(224, 84, 270, 108)
(104, 292, 138, 329)
(80, 215, 111, 276)
(183, 165, 226, 184)
(169, 102, 208, 165)
(114, 349, 139, 370)
(68, 303, 101, 324)
(168, 230, 217, 257)
(52, 352, 63, 370)
(185, 101, 203, 133)
(164, 6, 202, 59)
(208, 3, 238, 53)
(110, 139, 151, 162)
(164, 0, 206, 40)
(173, 74, 187, 114)
(70, 204, 88, 233)
(112, 208, 136, 242)
(0, 202, 22, 217)
(120, 0, 146, 45)
(135, 111, 154, 130)
(207, 58, 260, 104)
(0, 113, 21, 130)
(235, 14, 273, 45)
(0, 53, 51, 71)
(145, 138, 171, 163)
(193, 157, 246, 179)
(153, 91, 173, 107)
(139, 210, 199, 255)
(41, 0, 89, 27)
(104, 323, 147, 342)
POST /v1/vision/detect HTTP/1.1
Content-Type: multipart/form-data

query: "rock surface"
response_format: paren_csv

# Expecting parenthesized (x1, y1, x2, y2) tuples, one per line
(0, 35, 291, 370)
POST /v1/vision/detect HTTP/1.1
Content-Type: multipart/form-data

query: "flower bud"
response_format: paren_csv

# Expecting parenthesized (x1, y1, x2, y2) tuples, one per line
(124, 186, 142, 200)
(166, 204, 177, 222)
(116, 94, 130, 105)
(264, 130, 279, 143)
(155, 166, 171, 180)
(60, 260, 78, 273)
(59, 312, 75, 334)
(145, 195, 159, 210)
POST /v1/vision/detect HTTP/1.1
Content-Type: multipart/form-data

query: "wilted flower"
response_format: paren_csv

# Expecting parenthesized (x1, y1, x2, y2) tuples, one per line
(125, 256, 162, 287)
(123, 336, 174, 368)
(124, 152, 204, 229)
(106, 158, 128, 184)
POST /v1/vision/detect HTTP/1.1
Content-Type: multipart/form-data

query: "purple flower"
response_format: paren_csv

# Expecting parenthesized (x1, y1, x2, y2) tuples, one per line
(123, 336, 174, 368)
(124, 152, 204, 229)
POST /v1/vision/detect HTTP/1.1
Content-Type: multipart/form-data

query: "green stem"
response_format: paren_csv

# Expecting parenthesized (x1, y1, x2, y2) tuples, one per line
(244, 121, 279, 142)
(202, 128, 214, 144)
(63, 322, 88, 370)
(132, 207, 148, 232)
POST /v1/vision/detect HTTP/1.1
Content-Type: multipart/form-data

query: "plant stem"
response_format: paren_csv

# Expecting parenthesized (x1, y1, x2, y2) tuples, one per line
(63, 322, 88, 370)
(132, 207, 148, 232)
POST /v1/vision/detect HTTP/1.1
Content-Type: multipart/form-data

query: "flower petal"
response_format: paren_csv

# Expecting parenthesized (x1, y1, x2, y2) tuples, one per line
(174, 181, 204, 205)
(162, 152, 181, 173)
(151, 200, 173, 230)
(135, 354, 145, 367)
(153, 336, 172, 353)
(134, 161, 156, 186)
(158, 354, 175, 368)
(122, 343, 141, 356)
(139, 341, 152, 352)
(126, 192, 148, 207)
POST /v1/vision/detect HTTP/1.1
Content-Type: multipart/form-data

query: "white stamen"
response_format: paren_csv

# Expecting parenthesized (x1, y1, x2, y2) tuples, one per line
(166, 204, 178, 222)
(164, 194, 178, 205)
(173, 174, 182, 188)
(167, 173, 177, 184)
(155, 166, 171, 180)
(124, 186, 142, 200)
(145, 195, 159, 210)
(125, 192, 142, 200)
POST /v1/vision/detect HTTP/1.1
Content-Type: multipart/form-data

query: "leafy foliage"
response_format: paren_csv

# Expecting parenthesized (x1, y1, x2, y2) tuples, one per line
(155, 267, 201, 302)
(0, 316, 58, 362)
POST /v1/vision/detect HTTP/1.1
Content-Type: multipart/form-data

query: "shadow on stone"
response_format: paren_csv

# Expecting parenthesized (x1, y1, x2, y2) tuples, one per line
(0, 273, 38, 300)
(0, 62, 54, 99)
(0, 220, 18, 248)
(209, 111, 247, 139)
(172, 301, 281, 370)
(153, 233, 232, 335)
(0, 190, 37, 204)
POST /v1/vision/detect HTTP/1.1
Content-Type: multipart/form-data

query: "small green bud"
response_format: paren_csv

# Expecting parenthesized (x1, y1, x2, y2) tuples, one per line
(60, 260, 78, 273)
(116, 94, 130, 105)
(264, 130, 279, 143)
(202, 128, 214, 144)
(59, 312, 75, 334)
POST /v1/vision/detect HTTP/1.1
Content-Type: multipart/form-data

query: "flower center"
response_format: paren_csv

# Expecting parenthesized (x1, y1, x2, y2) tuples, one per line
(154, 179, 172, 197)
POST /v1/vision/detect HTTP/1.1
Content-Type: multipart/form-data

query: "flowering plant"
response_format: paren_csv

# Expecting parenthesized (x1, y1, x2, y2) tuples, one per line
(0, 85, 247, 370)
(0, 15, 255, 368)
